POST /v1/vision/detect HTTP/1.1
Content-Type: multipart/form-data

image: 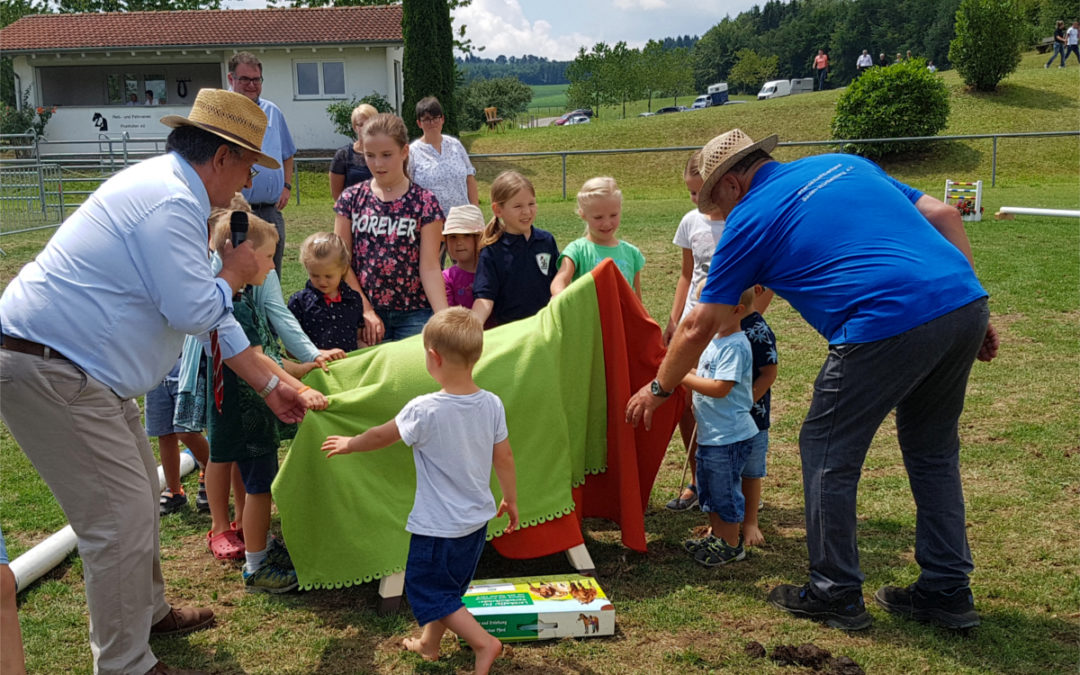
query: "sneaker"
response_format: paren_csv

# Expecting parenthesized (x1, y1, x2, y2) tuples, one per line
(874, 584, 980, 629)
(159, 490, 188, 515)
(768, 583, 872, 631)
(195, 472, 209, 513)
(693, 535, 745, 567)
(266, 536, 294, 571)
(683, 534, 714, 554)
(665, 484, 699, 511)
(243, 561, 298, 594)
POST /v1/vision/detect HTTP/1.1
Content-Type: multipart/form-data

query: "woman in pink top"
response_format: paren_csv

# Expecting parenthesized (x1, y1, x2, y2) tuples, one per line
(814, 49, 829, 90)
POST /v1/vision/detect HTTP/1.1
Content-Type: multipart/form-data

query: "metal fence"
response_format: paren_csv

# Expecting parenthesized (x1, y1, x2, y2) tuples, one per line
(3, 129, 1076, 237)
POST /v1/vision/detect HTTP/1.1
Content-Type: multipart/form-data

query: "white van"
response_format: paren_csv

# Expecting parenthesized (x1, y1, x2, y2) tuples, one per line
(757, 78, 815, 100)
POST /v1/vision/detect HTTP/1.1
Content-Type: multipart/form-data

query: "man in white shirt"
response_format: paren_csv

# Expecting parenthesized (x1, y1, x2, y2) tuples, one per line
(856, 49, 873, 76)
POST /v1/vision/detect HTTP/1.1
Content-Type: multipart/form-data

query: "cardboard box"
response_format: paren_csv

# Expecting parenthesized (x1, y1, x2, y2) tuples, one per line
(463, 574, 614, 642)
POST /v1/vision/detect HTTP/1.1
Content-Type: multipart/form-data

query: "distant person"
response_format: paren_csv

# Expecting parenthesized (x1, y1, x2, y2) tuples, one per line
(229, 51, 296, 277)
(906, 50, 913, 61)
(329, 103, 377, 202)
(1046, 20, 1067, 68)
(856, 49, 873, 75)
(322, 307, 518, 675)
(127, 93, 139, 106)
(878, 52, 889, 68)
(814, 49, 830, 90)
(1065, 21, 1080, 66)
(143, 89, 157, 106)
(927, 61, 938, 73)
(895, 52, 904, 64)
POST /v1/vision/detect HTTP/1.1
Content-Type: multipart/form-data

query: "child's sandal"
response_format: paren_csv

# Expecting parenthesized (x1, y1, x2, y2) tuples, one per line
(207, 529, 245, 560)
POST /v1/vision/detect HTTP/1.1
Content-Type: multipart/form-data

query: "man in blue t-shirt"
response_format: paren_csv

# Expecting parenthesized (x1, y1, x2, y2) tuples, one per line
(627, 129, 998, 632)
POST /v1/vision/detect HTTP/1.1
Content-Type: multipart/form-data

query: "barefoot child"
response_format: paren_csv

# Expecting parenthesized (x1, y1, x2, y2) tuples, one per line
(288, 232, 366, 353)
(146, 357, 210, 514)
(441, 204, 485, 309)
(681, 287, 758, 567)
(323, 308, 518, 674)
(739, 285, 778, 547)
(206, 212, 328, 592)
(550, 176, 644, 299)
(472, 171, 558, 327)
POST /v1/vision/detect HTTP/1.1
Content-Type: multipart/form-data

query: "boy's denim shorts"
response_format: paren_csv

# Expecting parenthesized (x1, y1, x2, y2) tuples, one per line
(405, 526, 487, 626)
(235, 452, 278, 495)
(741, 429, 770, 479)
(144, 375, 186, 437)
(696, 439, 754, 524)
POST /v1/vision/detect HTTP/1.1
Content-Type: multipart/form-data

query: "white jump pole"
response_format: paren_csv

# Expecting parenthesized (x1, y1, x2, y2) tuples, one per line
(10, 450, 198, 593)
(994, 206, 1080, 219)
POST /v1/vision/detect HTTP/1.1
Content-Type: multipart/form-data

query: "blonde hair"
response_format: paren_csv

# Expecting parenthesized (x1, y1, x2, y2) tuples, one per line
(422, 307, 483, 366)
(209, 209, 278, 253)
(482, 171, 535, 248)
(351, 103, 378, 129)
(361, 113, 410, 177)
(576, 176, 622, 235)
(684, 150, 703, 181)
(299, 232, 349, 272)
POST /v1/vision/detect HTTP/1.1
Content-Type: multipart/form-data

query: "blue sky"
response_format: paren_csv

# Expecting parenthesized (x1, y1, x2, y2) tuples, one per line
(221, 0, 760, 60)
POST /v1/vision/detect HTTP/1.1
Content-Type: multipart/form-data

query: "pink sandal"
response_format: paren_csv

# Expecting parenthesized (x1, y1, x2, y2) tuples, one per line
(207, 529, 245, 560)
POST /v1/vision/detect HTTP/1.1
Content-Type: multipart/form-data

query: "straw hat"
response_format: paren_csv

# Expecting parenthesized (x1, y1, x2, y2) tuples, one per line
(696, 129, 778, 214)
(160, 89, 280, 169)
(442, 204, 485, 235)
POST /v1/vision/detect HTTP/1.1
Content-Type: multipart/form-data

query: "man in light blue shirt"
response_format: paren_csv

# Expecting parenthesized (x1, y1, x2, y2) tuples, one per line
(0, 89, 307, 675)
(229, 51, 296, 275)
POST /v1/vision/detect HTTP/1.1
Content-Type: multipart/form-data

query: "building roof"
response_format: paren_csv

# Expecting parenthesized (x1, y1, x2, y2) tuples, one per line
(0, 5, 403, 54)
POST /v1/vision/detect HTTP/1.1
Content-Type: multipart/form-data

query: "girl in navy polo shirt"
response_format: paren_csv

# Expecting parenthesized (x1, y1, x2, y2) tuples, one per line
(471, 171, 559, 326)
(288, 232, 366, 353)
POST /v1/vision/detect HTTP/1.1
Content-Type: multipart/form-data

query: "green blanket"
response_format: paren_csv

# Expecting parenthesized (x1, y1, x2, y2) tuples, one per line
(273, 275, 608, 590)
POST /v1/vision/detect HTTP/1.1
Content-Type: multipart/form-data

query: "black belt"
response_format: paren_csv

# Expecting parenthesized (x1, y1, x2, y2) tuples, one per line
(1, 334, 69, 361)
(249, 202, 277, 209)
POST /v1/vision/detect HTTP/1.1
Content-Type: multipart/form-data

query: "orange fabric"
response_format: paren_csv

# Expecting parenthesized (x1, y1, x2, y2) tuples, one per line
(491, 260, 685, 557)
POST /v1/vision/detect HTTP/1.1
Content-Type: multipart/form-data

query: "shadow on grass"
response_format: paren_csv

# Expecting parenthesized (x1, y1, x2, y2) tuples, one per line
(961, 83, 1078, 111)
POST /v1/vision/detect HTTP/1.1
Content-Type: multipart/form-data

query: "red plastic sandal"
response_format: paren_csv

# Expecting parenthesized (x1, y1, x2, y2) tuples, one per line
(207, 529, 245, 560)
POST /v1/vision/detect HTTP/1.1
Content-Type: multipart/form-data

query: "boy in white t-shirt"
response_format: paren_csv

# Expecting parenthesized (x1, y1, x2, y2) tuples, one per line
(322, 307, 518, 675)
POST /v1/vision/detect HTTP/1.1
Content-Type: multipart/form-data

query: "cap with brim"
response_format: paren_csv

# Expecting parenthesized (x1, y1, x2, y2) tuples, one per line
(696, 129, 778, 215)
(160, 89, 280, 169)
(442, 204, 485, 235)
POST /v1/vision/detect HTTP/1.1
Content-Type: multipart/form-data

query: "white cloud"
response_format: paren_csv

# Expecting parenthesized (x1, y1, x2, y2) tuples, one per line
(612, 0, 669, 10)
(454, 0, 596, 61)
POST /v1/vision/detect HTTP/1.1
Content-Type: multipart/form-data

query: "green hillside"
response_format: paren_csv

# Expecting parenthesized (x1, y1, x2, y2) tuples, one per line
(466, 52, 1079, 201)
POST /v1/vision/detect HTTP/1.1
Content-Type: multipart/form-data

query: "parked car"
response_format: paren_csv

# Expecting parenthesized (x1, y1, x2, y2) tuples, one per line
(655, 106, 687, 114)
(638, 111, 655, 117)
(564, 115, 590, 125)
(553, 107, 595, 126)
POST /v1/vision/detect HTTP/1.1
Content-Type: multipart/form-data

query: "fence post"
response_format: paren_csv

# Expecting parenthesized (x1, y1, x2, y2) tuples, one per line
(35, 137, 47, 218)
(561, 153, 567, 200)
(991, 136, 997, 187)
(295, 171, 301, 206)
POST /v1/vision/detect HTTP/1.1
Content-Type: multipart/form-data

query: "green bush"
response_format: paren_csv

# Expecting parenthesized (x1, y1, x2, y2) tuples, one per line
(830, 60, 950, 159)
(948, 0, 1025, 92)
(0, 87, 55, 142)
(325, 92, 394, 139)
(458, 76, 532, 131)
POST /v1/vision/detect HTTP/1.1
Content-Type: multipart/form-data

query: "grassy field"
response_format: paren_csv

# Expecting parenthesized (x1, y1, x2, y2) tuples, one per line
(1, 51, 1079, 673)
(528, 83, 568, 116)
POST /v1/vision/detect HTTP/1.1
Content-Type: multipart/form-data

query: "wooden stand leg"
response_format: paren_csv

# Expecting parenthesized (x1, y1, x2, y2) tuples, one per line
(565, 543, 595, 577)
(378, 571, 405, 615)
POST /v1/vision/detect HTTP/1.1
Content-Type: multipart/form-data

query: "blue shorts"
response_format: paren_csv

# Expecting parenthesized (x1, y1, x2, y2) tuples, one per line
(696, 439, 754, 524)
(741, 429, 770, 479)
(405, 526, 487, 626)
(144, 373, 186, 437)
(0, 523, 8, 566)
(235, 452, 278, 495)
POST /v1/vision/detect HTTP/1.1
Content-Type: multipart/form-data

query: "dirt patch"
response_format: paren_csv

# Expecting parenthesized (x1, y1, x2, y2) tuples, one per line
(768, 643, 865, 674)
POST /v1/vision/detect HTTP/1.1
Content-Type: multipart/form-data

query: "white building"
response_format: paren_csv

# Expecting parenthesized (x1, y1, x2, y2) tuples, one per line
(0, 6, 404, 151)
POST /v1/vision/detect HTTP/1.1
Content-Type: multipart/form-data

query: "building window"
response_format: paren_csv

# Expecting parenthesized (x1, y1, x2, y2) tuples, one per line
(294, 61, 345, 98)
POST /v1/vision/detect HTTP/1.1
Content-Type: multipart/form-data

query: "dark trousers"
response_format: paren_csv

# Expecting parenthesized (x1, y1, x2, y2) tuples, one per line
(798, 298, 989, 599)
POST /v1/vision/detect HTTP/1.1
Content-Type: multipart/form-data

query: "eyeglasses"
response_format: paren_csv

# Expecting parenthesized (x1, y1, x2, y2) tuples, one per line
(249, 167, 259, 180)
(235, 76, 263, 85)
(418, 115, 443, 124)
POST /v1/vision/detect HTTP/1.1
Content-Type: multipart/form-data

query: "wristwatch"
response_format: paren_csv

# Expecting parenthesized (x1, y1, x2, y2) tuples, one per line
(650, 379, 673, 398)
(283, 181, 292, 190)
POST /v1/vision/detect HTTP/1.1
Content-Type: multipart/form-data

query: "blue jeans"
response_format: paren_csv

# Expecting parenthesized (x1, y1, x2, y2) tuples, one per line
(696, 439, 754, 524)
(1046, 42, 1066, 67)
(376, 308, 433, 342)
(1066, 44, 1080, 65)
(741, 428, 769, 479)
(798, 298, 988, 599)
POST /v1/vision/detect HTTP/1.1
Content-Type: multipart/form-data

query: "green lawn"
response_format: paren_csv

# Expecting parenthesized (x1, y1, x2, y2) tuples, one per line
(528, 83, 568, 116)
(1, 50, 1079, 673)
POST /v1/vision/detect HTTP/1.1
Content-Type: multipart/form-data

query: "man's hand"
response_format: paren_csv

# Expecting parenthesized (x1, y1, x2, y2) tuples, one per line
(315, 348, 347, 372)
(216, 240, 259, 294)
(977, 323, 999, 362)
(264, 382, 306, 424)
(275, 186, 290, 211)
(625, 383, 667, 431)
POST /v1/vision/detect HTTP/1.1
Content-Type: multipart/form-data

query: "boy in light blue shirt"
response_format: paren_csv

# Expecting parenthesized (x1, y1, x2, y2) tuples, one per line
(681, 286, 759, 566)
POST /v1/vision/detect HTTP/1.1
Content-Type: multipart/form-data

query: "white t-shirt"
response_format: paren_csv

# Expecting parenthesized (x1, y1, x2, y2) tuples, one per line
(1067, 26, 1078, 46)
(673, 209, 726, 322)
(857, 53, 873, 68)
(396, 389, 508, 537)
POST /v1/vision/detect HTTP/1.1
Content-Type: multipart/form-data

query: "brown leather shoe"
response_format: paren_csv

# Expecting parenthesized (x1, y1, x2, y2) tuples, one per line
(149, 605, 215, 637)
(143, 660, 209, 675)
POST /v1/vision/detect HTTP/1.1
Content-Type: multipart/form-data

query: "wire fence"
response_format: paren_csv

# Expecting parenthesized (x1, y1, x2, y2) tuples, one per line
(2, 129, 1077, 237)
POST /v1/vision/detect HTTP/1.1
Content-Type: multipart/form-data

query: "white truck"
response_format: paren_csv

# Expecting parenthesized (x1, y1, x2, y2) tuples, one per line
(757, 78, 814, 100)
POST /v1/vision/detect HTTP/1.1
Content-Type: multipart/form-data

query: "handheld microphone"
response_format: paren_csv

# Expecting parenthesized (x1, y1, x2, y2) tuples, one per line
(230, 211, 249, 249)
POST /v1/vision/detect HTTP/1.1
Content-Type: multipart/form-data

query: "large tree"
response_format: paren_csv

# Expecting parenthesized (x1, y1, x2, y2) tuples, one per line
(949, 0, 1025, 91)
(402, 0, 458, 135)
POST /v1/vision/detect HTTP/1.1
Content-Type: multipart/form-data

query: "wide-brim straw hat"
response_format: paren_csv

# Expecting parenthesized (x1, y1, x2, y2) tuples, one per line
(160, 89, 280, 169)
(696, 129, 778, 214)
(442, 204, 485, 235)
